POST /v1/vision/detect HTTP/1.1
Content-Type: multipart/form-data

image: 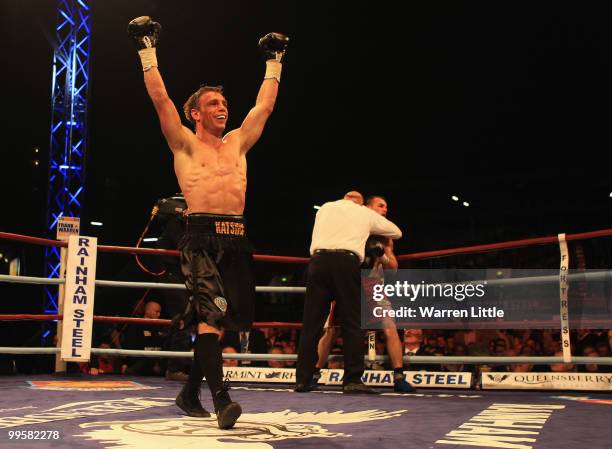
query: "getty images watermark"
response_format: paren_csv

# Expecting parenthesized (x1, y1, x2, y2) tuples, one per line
(370, 279, 498, 318)
(360, 269, 612, 329)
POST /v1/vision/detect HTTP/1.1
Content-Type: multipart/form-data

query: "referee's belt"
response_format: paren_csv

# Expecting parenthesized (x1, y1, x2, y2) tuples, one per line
(313, 249, 359, 259)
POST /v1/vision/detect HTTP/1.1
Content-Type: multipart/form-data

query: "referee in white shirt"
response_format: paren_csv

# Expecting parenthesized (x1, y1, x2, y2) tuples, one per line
(295, 191, 402, 393)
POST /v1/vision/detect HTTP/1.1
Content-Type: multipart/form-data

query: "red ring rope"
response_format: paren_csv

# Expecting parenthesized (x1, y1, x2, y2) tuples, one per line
(0, 314, 302, 329)
(397, 229, 612, 260)
(0, 232, 309, 263)
(2, 228, 612, 263)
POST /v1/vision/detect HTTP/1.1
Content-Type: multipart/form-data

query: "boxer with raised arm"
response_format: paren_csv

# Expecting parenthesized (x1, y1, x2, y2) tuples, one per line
(128, 16, 288, 429)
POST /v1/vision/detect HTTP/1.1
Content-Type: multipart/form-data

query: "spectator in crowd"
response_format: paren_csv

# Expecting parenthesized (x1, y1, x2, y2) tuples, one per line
(595, 341, 611, 357)
(579, 346, 601, 373)
(282, 343, 296, 368)
(263, 328, 281, 349)
(491, 339, 507, 357)
(222, 346, 239, 368)
(85, 341, 121, 375)
(403, 329, 425, 356)
(436, 336, 448, 354)
(425, 335, 439, 352)
(576, 329, 608, 354)
(549, 351, 576, 373)
(403, 329, 437, 371)
(524, 337, 544, 355)
(441, 343, 472, 373)
(509, 348, 534, 373)
(268, 346, 287, 368)
(455, 329, 478, 347)
(219, 329, 267, 367)
(75, 326, 123, 375)
(121, 300, 166, 376)
(446, 336, 456, 355)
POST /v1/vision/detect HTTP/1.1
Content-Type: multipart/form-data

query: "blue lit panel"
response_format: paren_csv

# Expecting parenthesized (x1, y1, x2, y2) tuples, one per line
(44, 0, 91, 324)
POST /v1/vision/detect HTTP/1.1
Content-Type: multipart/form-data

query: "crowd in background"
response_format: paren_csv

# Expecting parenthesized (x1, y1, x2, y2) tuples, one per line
(5, 295, 608, 379)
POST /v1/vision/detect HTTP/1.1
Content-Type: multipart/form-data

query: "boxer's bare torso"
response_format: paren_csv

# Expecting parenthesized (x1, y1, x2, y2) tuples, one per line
(174, 129, 247, 215)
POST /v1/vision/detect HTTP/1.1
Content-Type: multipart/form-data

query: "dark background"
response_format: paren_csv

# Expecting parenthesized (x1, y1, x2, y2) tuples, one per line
(1, 2, 611, 312)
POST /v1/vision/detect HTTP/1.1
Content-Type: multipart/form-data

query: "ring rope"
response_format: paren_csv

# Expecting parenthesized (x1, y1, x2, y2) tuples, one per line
(0, 314, 303, 329)
(0, 274, 306, 292)
(396, 228, 612, 261)
(3, 228, 612, 262)
(3, 272, 610, 290)
(0, 232, 309, 263)
(2, 314, 609, 329)
(0, 346, 610, 365)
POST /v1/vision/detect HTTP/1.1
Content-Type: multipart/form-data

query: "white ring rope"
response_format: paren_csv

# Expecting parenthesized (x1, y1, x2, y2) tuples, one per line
(3, 272, 611, 291)
(0, 271, 612, 293)
(0, 347, 611, 364)
(0, 275, 306, 293)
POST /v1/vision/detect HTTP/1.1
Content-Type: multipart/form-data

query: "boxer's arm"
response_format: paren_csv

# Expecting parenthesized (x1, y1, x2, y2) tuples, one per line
(238, 33, 289, 154)
(144, 69, 190, 153)
(381, 239, 399, 270)
(128, 16, 189, 153)
(368, 209, 402, 240)
(238, 78, 278, 154)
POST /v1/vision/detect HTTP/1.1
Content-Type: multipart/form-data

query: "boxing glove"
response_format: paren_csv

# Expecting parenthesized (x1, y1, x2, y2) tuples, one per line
(366, 240, 385, 259)
(128, 16, 162, 49)
(258, 32, 289, 61)
(259, 32, 288, 83)
(128, 16, 162, 71)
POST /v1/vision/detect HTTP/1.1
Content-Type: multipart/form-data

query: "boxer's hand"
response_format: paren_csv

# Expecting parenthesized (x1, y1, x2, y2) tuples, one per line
(366, 241, 385, 259)
(362, 241, 385, 269)
(127, 16, 162, 50)
(128, 16, 161, 71)
(258, 32, 289, 62)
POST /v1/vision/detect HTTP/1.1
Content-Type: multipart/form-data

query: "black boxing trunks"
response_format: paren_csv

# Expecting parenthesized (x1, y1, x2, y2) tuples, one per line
(178, 213, 255, 331)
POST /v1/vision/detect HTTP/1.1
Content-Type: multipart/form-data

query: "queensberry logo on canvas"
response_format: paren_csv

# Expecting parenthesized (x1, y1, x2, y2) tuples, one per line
(27, 381, 159, 391)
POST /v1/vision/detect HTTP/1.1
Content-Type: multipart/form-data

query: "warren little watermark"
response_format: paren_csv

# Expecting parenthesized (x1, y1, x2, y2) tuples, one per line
(371, 304, 504, 319)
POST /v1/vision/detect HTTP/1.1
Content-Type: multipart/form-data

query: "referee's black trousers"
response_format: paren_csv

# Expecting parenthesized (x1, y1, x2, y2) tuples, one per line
(296, 251, 364, 385)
